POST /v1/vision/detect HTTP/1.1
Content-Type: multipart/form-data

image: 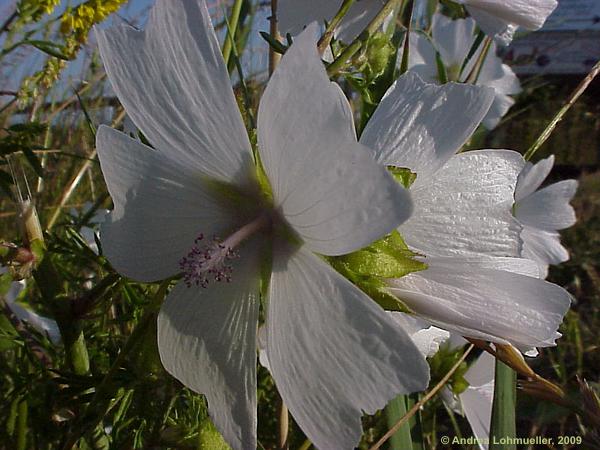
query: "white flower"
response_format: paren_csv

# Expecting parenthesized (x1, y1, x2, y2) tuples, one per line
(408, 14, 521, 129)
(441, 350, 495, 450)
(70, 203, 110, 255)
(279, 0, 385, 42)
(455, 0, 558, 45)
(514, 155, 578, 278)
(94, 1, 429, 448)
(1, 268, 61, 345)
(358, 72, 571, 350)
(389, 312, 450, 357)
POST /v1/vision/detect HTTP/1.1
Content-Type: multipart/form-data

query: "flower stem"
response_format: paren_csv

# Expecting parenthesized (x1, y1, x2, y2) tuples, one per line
(327, 0, 404, 77)
(317, 0, 356, 54)
(370, 344, 474, 450)
(464, 37, 491, 85)
(222, 0, 244, 68)
(269, 0, 281, 75)
(489, 359, 516, 450)
(398, 0, 414, 75)
(61, 279, 171, 450)
(524, 59, 600, 161)
(385, 394, 413, 449)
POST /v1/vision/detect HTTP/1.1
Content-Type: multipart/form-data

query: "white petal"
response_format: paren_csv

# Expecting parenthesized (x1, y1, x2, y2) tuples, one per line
(157, 242, 261, 450)
(258, 25, 412, 256)
(521, 226, 570, 270)
(440, 256, 541, 278)
(482, 94, 514, 129)
(278, 0, 385, 42)
(407, 32, 439, 83)
(95, 0, 253, 183)
(515, 155, 554, 202)
(361, 72, 494, 186)
(278, 0, 339, 36)
(3, 278, 62, 345)
(1, 266, 24, 303)
(464, 5, 517, 45)
(460, 352, 495, 450)
(266, 246, 429, 449)
(387, 257, 572, 349)
(335, 0, 386, 43)
(432, 15, 476, 67)
(476, 44, 521, 95)
(401, 150, 524, 258)
(516, 180, 578, 231)
(464, 0, 558, 31)
(465, 350, 496, 387)
(389, 312, 450, 357)
(97, 126, 234, 282)
(256, 325, 270, 372)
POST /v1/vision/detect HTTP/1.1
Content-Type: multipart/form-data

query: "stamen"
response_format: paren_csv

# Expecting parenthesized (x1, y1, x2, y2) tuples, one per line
(179, 235, 239, 288)
(179, 213, 270, 288)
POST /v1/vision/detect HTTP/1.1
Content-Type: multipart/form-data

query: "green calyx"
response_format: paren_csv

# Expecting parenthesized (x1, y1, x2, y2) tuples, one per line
(429, 344, 470, 395)
(387, 165, 417, 188)
(252, 146, 273, 207)
(327, 230, 427, 312)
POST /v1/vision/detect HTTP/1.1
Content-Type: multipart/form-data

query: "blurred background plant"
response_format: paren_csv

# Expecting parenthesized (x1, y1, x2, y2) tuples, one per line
(0, 0, 598, 449)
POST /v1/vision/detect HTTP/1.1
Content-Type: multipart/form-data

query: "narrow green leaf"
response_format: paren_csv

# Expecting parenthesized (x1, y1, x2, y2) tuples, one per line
(489, 359, 517, 450)
(386, 395, 413, 450)
(259, 31, 288, 55)
(387, 166, 417, 188)
(21, 147, 43, 178)
(25, 40, 71, 60)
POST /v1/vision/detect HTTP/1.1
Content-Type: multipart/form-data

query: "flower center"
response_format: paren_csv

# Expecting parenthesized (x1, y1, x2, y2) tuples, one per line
(179, 213, 271, 288)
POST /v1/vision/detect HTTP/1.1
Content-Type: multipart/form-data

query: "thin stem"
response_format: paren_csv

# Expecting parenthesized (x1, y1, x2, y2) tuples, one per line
(524, 59, 600, 161)
(0, 298, 53, 368)
(268, 0, 281, 75)
(222, 0, 244, 68)
(16, 399, 28, 450)
(327, 0, 403, 77)
(398, 0, 414, 75)
(489, 359, 516, 450)
(298, 440, 312, 450)
(464, 37, 491, 85)
(61, 279, 171, 450)
(0, 10, 18, 34)
(317, 0, 356, 54)
(369, 344, 474, 450)
(385, 394, 413, 449)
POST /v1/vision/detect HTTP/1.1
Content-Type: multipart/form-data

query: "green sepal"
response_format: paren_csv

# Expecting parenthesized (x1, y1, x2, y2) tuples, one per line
(198, 418, 231, 450)
(30, 239, 45, 265)
(327, 230, 426, 311)
(365, 32, 395, 80)
(253, 147, 273, 207)
(387, 166, 417, 188)
(0, 271, 12, 296)
(429, 344, 470, 395)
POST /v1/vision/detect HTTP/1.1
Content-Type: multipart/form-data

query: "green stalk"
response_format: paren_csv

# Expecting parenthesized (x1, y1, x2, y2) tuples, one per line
(398, 0, 414, 75)
(489, 359, 516, 450)
(16, 399, 28, 450)
(221, 0, 244, 69)
(35, 255, 90, 375)
(464, 37, 491, 85)
(317, 0, 356, 53)
(385, 395, 413, 450)
(407, 394, 424, 450)
(61, 280, 171, 450)
(524, 59, 600, 161)
(327, 0, 403, 76)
